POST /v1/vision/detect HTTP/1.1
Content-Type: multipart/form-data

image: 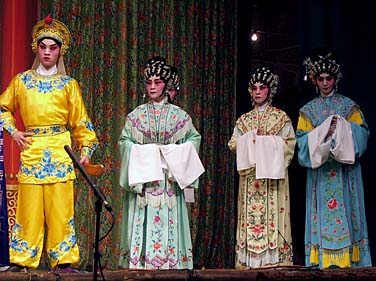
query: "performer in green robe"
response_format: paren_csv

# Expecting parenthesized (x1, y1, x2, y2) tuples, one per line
(118, 57, 203, 269)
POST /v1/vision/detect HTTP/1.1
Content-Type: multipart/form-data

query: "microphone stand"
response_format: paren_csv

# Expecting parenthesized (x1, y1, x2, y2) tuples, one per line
(93, 199, 102, 281)
(64, 145, 112, 281)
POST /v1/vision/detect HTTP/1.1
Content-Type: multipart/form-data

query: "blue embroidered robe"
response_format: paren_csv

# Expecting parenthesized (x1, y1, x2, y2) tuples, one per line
(296, 93, 372, 269)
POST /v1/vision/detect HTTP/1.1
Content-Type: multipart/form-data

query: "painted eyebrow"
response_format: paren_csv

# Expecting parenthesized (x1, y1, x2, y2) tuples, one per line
(40, 42, 58, 47)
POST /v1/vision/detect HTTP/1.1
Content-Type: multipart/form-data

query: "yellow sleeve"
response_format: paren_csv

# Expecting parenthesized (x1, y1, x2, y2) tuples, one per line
(297, 112, 314, 132)
(0, 75, 20, 135)
(67, 79, 99, 158)
(347, 108, 364, 125)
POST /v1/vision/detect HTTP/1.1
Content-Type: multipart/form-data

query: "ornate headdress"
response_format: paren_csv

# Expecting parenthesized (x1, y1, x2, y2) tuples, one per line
(167, 66, 180, 91)
(248, 65, 279, 97)
(303, 48, 342, 83)
(31, 14, 71, 55)
(143, 56, 172, 82)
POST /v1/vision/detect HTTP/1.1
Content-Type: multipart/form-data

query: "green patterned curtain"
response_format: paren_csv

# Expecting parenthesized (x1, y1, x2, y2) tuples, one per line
(41, 0, 237, 269)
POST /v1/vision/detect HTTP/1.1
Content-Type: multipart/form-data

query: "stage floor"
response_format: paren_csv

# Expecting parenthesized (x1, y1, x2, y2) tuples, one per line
(1, 266, 376, 281)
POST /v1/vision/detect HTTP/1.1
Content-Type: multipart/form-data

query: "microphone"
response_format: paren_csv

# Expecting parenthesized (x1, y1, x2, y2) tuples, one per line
(64, 145, 112, 212)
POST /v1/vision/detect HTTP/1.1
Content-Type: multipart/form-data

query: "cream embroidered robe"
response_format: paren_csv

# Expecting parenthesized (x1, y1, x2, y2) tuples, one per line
(228, 104, 296, 268)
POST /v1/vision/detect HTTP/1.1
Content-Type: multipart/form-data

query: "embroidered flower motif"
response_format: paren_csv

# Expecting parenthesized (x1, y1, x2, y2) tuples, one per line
(19, 148, 74, 180)
(153, 242, 161, 250)
(10, 223, 40, 257)
(20, 71, 72, 93)
(48, 217, 78, 261)
(166, 189, 175, 197)
(252, 224, 263, 235)
(328, 198, 338, 210)
(254, 180, 260, 189)
(38, 81, 53, 93)
(329, 170, 337, 177)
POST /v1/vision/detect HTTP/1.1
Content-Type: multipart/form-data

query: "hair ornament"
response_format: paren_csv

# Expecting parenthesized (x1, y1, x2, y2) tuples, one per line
(248, 65, 279, 97)
(167, 66, 180, 91)
(303, 51, 342, 83)
(143, 56, 172, 82)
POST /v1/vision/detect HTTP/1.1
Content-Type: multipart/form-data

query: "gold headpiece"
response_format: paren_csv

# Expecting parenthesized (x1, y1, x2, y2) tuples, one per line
(31, 14, 71, 55)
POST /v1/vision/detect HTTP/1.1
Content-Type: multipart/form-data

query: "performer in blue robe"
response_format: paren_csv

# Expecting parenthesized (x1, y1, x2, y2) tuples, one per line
(297, 47, 372, 269)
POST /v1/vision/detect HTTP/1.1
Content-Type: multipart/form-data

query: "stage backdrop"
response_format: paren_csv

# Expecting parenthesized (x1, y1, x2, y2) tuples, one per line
(40, 0, 237, 269)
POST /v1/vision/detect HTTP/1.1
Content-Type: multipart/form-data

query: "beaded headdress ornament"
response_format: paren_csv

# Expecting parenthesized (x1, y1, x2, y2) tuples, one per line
(31, 14, 71, 55)
(144, 56, 172, 83)
(303, 51, 342, 83)
(167, 66, 180, 91)
(248, 65, 279, 97)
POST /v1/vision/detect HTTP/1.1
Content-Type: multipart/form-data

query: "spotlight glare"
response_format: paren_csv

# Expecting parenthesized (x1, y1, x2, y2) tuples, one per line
(251, 33, 258, 41)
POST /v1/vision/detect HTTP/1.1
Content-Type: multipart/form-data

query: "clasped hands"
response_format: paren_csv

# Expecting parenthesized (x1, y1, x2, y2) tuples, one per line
(326, 115, 338, 138)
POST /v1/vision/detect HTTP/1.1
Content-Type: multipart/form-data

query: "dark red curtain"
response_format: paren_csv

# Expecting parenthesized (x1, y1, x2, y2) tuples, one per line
(0, 0, 40, 265)
(0, 0, 39, 186)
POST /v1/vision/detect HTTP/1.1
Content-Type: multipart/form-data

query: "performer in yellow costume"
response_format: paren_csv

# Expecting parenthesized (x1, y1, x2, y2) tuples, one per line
(0, 15, 99, 272)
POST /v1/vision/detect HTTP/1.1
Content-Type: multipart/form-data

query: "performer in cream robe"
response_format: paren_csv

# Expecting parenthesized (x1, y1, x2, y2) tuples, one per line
(228, 65, 296, 268)
(118, 57, 203, 269)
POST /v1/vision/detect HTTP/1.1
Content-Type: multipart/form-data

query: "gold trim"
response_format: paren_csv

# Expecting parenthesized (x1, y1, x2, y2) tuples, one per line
(6, 184, 18, 191)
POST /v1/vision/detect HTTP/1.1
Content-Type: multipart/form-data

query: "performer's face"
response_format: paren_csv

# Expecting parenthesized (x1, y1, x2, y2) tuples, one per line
(37, 38, 61, 70)
(146, 75, 166, 102)
(316, 73, 335, 96)
(250, 82, 269, 106)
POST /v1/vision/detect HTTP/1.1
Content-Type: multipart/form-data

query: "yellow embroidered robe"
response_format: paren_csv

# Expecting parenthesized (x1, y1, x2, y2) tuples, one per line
(0, 70, 98, 183)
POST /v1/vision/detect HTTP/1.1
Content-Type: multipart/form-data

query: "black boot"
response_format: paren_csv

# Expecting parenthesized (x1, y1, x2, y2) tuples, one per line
(7, 264, 27, 272)
(53, 263, 79, 273)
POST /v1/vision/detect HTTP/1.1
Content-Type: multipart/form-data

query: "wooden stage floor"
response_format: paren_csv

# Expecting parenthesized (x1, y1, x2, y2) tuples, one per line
(1, 266, 376, 281)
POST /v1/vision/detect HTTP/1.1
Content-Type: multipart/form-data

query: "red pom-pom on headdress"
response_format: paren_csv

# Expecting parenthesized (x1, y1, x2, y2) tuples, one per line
(45, 14, 53, 25)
